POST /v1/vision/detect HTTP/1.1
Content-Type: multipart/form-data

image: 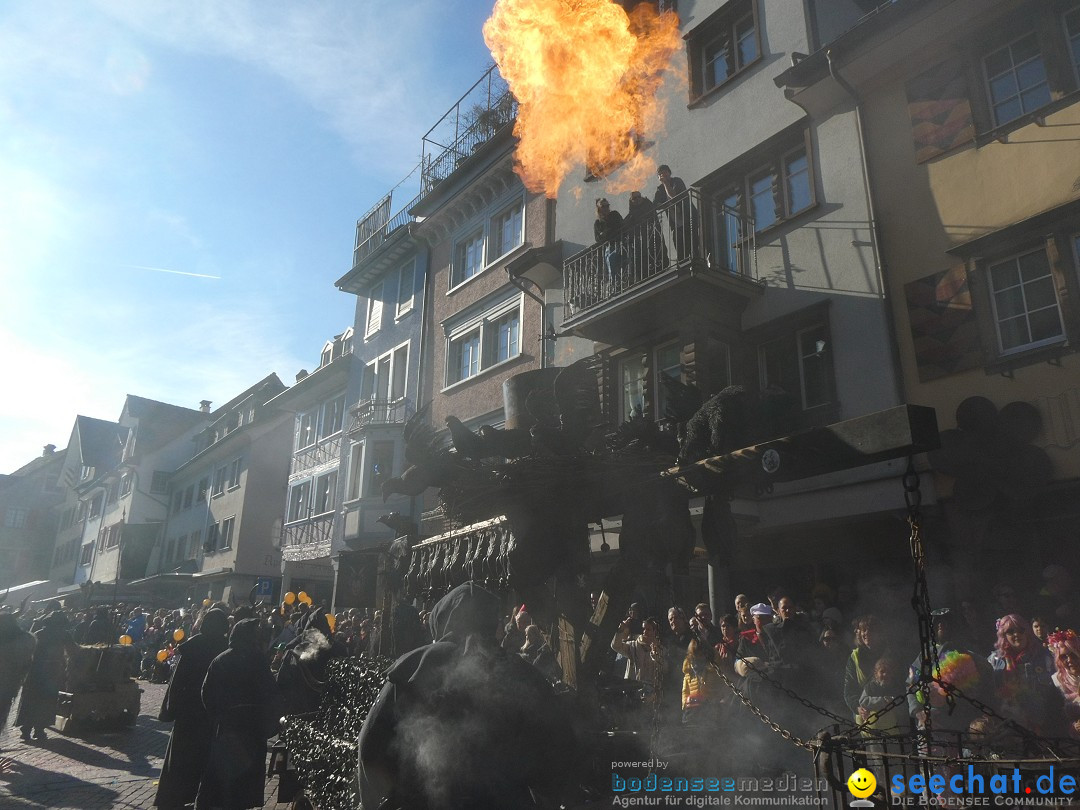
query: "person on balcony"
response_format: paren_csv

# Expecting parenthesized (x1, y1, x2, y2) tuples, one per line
(593, 197, 626, 292)
(653, 164, 697, 262)
(626, 190, 667, 278)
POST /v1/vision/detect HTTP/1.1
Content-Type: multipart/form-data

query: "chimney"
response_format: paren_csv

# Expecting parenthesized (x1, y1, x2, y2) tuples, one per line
(295, 369, 309, 382)
(43, 444, 56, 456)
(199, 400, 212, 413)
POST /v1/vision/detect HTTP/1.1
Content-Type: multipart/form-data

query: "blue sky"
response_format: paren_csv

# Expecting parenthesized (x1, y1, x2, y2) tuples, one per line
(0, 0, 496, 474)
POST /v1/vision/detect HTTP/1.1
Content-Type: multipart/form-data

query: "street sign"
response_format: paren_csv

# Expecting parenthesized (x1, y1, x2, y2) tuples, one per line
(255, 577, 274, 598)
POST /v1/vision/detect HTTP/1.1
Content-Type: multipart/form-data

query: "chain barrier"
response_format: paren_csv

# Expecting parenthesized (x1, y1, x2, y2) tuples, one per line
(709, 660, 816, 752)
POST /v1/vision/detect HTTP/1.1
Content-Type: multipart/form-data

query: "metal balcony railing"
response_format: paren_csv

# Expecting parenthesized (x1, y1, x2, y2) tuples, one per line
(352, 190, 424, 270)
(350, 398, 414, 432)
(421, 64, 518, 194)
(563, 187, 757, 318)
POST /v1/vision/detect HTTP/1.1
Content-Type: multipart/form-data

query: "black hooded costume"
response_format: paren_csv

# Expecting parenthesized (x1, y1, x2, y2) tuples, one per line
(154, 609, 230, 809)
(275, 609, 348, 717)
(0, 613, 36, 730)
(197, 618, 281, 810)
(357, 582, 578, 810)
(15, 611, 75, 737)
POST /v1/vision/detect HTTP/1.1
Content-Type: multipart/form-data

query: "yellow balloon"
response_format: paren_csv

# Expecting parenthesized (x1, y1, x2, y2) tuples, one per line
(298, 591, 311, 605)
(283, 591, 296, 606)
(173, 628, 185, 642)
(156, 649, 168, 663)
(119, 634, 133, 646)
(325, 613, 336, 633)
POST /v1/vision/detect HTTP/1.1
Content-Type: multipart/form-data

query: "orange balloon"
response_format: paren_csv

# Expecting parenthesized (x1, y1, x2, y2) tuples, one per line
(173, 628, 185, 642)
(283, 591, 296, 605)
(202, 598, 211, 607)
(119, 634, 133, 646)
(156, 649, 168, 663)
(325, 613, 336, 633)
(298, 591, 311, 605)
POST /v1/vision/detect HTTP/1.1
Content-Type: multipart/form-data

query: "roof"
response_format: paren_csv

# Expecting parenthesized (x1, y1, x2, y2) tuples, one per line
(119, 395, 206, 458)
(73, 415, 129, 470)
(774, 0, 933, 90)
(206, 373, 286, 420)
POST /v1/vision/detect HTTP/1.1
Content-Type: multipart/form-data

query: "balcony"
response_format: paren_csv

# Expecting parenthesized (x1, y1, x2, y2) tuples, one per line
(348, 398, 415, 434)
(421, 64, 518, 194)
(561, 188, 765, 340)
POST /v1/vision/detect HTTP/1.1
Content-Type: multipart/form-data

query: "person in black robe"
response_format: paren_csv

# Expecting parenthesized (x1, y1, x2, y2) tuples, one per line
(357, 581, 579, 810)
(0, 612, 36, 734)
(197, 617, 280, 810)
(154, 608, 230, 809)
(275, 610, 347, 717)
(15, 611, 74, 741)
(85, 607, 116, 645)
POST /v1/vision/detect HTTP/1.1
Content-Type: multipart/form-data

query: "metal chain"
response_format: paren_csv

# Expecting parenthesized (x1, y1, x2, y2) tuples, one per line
(731, 650, 862, 729)
(709, 660, 815, 751)
(905, 456, 941, 744)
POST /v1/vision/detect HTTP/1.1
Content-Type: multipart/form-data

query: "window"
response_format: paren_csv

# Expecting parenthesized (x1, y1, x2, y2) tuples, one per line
(165, 539, 175, 564)
(219, 517, 234, 550)
(106, 480, 119, 504)
(77, 500, 87, 522)
(366, 281, 384, 337)
(171, 491, 183, 514)
(490, 201, 524, 260)
(619, 353, 647, 422)
(709, 131, 815, 242)
(120, 472, 132, 497)
(1068, 7, 1080, 80)
(182, 484, 194, 510)
(988, 247, 1066, 354)
(288, 480, 311, 522)
(449, 329, 482, 384)
(80, 465, 93, 481)
(212, 466, 227, 497)
(60, 507, 74, 530)
(396, 260, 416, 318)
(688, 0, 760, 101)
(364, 343, 410, 402)
(80, 544, 94, 566)
(366, 442, 395, 498)
(759, 323, 832, 410)
(347, 444, 364, 501)
(452, 229, 485, 288)
(89, 494, 102, 519)
(983, 32, 1051, 127)
(205, 522, 220, 553)
(320, 395, 346, 439)
(3, 507, 29, 529)
(297, 411, 317, 450)
(314, 470, 338, 515)
(654, 343, 683, 421)
(391, 345, 409, 400)
(227, 458, 242, 489)
(444, 296, 523, 387)
(197, 477, 209, 503)
(104, 523, 122, 549)
(188, 530, 201, 558)
(150, 470, 169, 494)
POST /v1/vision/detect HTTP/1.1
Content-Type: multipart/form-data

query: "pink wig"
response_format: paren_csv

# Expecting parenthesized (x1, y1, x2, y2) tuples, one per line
(1050, 630, 1080, 702)
(994, 613, 1033, 660)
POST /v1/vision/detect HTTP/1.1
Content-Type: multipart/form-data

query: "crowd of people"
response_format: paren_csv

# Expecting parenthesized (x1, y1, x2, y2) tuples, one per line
(2, 563, 1079, 807)
(603, 564, 1080, 757)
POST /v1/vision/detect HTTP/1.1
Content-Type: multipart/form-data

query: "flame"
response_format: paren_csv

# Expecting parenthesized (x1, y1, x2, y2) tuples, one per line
(484, 0, 681, 198)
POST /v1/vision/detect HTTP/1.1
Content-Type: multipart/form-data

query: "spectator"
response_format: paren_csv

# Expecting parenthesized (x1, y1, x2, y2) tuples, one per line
(681, 638, 718, 725)
(988, 613, 1060, 736)
(520, 625, 563, 685)
(844, 615, 886, 724)
(1049, 629, 1080, 737)
(690, 602, 723, 648)
(907, 608, 991, 733)
(594, 197, 626, 287)
(0, 611, 35, 732)
(735, 603, 775, 676)
(502, 604, 531, 652)
(16, 611, 76, 742)
(858, 655, 908, 735)
(652, 164, 696, 262)
(611, 616, 663, 690)
(734, 594, 753, 633)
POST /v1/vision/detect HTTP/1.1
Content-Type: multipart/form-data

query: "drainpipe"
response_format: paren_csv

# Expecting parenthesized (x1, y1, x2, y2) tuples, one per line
(825, 48, 907, 407)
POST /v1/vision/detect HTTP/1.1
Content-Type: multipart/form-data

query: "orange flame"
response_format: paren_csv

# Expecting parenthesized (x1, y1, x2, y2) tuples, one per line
(484, 0, 681, 198)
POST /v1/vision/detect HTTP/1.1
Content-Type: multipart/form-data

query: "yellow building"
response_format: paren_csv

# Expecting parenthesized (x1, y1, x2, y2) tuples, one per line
(778, 0, 1080, 598)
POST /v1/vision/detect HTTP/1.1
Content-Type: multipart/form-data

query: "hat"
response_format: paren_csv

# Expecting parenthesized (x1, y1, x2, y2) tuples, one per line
(930, 607, 951, 620)
(750, 603, 773, 617)
(821, 607, 843, 626)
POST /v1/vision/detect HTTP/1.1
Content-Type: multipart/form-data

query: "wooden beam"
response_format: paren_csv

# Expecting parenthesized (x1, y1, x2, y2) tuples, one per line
(664, 404, 939, 495)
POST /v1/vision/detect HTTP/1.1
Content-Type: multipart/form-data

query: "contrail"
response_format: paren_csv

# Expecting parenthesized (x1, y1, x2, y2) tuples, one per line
(121, 264, 221, 280)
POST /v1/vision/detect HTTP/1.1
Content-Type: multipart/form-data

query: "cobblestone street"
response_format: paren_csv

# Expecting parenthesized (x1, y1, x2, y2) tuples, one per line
(0, 681, 289, 809)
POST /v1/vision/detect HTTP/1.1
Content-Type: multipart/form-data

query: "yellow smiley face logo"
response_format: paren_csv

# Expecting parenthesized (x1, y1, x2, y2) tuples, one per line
(847, 768, 876, 799)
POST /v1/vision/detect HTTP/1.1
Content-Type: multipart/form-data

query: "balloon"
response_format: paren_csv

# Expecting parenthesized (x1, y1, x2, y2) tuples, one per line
(173, 628, 185, 642)
(283, 591, 296, 605)
(202, 598, 211, 607)
(119, 634, 133, 646)
(325, 613, 336, 633)
(156, 649, 168, 663)
(298, 591, 311, 605)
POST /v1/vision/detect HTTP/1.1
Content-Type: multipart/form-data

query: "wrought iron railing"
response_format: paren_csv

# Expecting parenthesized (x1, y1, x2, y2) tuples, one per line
(563, 187, 757, 318)
(421, 64, 518, 193)
(349, 398, 414, 432)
